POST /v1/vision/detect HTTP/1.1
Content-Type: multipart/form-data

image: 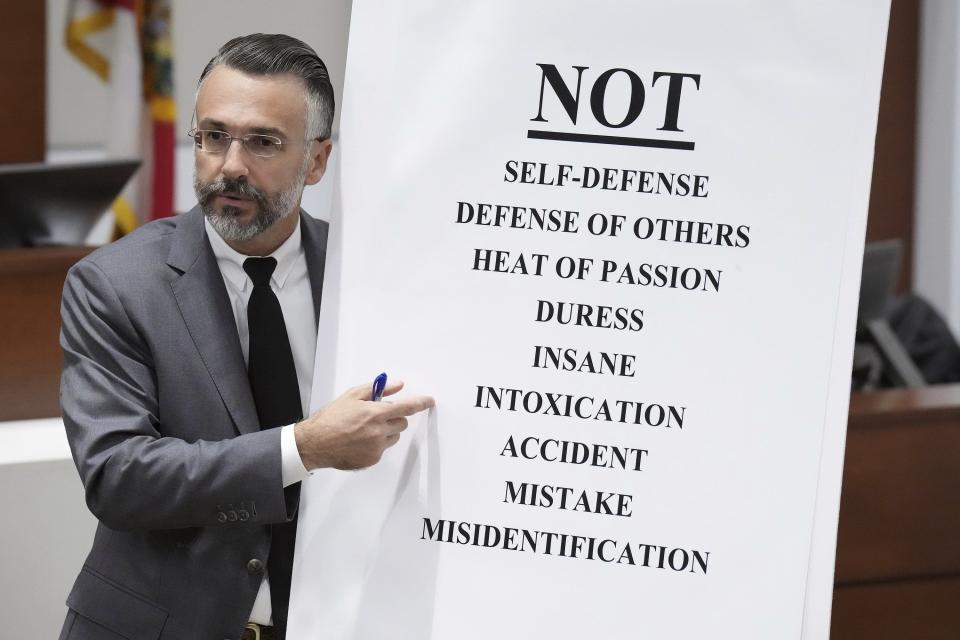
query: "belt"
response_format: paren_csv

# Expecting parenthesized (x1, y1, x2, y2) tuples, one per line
(241, 623, 279, 640)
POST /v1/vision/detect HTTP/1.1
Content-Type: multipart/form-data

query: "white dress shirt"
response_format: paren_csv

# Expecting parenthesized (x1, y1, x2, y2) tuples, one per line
(205, 216, 314, 625)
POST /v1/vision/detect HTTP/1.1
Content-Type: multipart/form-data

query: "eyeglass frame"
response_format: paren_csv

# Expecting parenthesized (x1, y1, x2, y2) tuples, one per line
(188, 128, 326, 159)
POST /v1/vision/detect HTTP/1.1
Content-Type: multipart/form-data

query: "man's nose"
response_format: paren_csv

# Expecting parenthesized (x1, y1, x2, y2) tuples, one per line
(219, 138, 250, 180)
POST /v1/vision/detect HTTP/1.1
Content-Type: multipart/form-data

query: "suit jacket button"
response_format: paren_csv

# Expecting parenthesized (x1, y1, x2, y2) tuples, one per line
(238, 510, 250, 522)
(216, 511, 227, 523)
(247, 558, 264, 575)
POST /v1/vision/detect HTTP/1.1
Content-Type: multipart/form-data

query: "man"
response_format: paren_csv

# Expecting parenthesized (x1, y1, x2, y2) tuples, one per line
(58, 34, 433, 640)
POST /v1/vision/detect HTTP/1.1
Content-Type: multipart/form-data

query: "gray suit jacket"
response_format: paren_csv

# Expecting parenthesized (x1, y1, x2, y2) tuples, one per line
(58, 207, 328, 640)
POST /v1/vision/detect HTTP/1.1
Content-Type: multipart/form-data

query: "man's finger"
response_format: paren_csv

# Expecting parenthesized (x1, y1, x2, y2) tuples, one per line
(384, 416, 409, 433)
(343, 383, 372, 400)
(380, 380, 405, 398)
(382, 395, 435, 418)
(384, 433, 401, 447)
(343, 379, 404, 401)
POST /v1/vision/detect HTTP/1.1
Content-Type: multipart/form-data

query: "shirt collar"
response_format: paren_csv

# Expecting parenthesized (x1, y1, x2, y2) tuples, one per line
(204, 214, 303, 293)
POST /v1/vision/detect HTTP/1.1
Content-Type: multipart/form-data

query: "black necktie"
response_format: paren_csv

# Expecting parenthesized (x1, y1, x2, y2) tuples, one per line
(243, 257, 301, 636)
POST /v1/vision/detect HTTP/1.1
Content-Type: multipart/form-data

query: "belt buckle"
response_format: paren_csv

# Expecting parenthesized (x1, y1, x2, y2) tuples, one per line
(245, 623, 262, 640)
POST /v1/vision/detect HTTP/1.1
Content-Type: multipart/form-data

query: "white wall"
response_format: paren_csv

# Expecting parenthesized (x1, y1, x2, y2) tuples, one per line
(1, 460, 98, 635)
(0, 420, 99, 635)
(915, 0, 960, 335)
(47, 0, 352, 147)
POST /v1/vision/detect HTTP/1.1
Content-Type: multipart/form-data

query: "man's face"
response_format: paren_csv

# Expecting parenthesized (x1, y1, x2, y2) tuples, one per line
(193, 65, 314, 241)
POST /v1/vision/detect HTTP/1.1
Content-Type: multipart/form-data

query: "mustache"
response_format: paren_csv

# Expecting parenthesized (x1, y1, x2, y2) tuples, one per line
(196, 177, 267, 207)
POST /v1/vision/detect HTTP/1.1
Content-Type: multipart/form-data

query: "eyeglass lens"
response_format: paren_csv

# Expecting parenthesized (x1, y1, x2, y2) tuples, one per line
(193, 130, 282, 158)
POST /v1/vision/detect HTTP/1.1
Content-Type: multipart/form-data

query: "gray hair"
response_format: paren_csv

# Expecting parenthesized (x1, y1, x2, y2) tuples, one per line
(198, 33, 335, 140)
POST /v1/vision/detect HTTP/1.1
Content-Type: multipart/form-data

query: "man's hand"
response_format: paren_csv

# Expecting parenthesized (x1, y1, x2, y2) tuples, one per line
(293, 380, 435, 470)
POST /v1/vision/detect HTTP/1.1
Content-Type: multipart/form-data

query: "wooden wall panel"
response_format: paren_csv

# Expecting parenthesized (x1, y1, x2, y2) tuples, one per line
(832, 385, 960, 639)
(0, 247, 92, 421)
(835, 420, 960, 582)
(832, 577, 960, 640)
(866, 0, 919, 293)
(0, 1, 45, 163)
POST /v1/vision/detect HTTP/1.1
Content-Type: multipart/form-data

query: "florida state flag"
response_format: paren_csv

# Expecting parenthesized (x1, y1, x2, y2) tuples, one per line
(65, 0, 175, 234)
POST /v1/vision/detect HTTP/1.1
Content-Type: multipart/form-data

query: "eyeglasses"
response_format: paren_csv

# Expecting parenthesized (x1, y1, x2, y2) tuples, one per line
(188, 129, 285, 158)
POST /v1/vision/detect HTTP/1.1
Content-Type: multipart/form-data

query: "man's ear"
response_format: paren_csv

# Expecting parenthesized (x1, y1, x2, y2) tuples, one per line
(304, 139, 334, 186)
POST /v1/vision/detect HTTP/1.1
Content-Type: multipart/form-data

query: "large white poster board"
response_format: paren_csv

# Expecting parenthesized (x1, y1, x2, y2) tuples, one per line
(290, 2, 890, 638)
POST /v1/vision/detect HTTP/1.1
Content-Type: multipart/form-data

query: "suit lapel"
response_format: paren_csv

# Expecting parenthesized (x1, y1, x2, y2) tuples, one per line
(299, 211, 329, 325)
(166, 207, 261, 435)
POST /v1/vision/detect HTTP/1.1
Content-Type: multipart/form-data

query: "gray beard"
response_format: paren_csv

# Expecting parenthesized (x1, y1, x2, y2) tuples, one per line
(194, 162, 307, 242)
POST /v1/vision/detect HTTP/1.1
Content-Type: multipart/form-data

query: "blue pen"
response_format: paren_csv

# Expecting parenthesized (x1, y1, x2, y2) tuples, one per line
(371, 372, 388, 402)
